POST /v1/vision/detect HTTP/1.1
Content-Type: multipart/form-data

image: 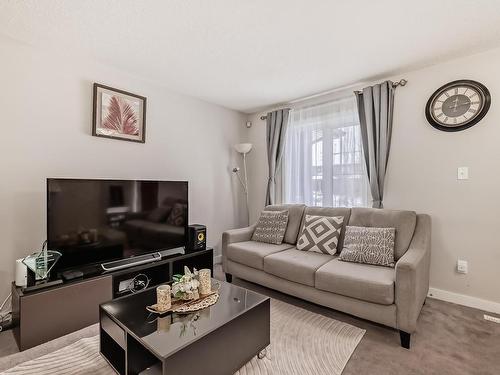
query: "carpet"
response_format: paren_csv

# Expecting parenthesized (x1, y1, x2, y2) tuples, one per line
(0, 300, 364, 375)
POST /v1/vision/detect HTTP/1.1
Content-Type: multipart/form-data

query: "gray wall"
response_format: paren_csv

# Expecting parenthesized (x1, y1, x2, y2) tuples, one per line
(0, 35, 247, 300)
(245, 46, 500, 307)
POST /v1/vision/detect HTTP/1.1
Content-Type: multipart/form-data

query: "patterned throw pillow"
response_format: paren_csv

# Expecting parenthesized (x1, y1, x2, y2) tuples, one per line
(296, 215, 344, 255)
(339, 226, 396, 267)
(252, 210, 289, 245)
(166, 203, 187, 226)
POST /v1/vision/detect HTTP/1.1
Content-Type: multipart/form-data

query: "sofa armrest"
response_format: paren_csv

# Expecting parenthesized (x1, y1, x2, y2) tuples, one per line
(395, 214, 431, 333)
(222, 224, 256, 271)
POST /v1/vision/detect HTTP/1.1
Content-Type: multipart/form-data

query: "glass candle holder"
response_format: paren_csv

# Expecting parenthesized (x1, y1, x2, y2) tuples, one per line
(198, 269, 211, 295)
(156, 284, 171, 311)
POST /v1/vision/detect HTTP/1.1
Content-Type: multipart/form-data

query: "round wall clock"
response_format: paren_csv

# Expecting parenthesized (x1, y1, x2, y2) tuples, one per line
(425, 80, 491, 132)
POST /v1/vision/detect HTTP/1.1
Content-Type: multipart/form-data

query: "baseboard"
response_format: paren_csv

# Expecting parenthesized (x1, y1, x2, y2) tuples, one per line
(213, 254, 222, 265)
(428, 288, 500, 314)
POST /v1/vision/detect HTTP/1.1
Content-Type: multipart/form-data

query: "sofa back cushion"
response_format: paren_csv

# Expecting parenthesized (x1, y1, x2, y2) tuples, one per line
(339, 226, 396, 267)
(296, 215, 344, 255)
(264, 204, 305, 244)
(348, 208, 416, 260)
(251, 210, 289, 244)
(300, 207, 351, 249)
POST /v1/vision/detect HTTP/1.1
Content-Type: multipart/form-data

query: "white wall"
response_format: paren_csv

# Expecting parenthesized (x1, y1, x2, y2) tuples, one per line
(0, 35, 247, 300)
(245, 47, 500, 305)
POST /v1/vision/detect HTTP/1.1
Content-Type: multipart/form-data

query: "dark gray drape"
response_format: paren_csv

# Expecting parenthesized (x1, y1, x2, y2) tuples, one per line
(265, 109, 290, 205)
(354, 81, 395, 208)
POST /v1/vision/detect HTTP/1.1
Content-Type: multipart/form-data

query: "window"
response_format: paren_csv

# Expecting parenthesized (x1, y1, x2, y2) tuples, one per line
(283, 96, 371, 207)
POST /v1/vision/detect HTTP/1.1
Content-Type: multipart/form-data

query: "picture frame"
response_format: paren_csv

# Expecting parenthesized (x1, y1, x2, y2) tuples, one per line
(92, 83, 147, 143)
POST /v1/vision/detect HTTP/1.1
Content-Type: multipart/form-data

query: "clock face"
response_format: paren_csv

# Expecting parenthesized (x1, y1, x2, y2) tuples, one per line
(425, 80, 490, 132)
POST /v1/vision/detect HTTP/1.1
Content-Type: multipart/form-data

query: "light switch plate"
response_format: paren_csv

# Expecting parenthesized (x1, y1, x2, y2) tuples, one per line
(457, 167, 469, 180)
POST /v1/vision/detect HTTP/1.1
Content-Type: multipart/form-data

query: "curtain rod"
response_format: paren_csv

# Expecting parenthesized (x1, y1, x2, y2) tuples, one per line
(260, 107, 291, 121)
(260, 79, 407, 120)
(353, 79, 408, 95)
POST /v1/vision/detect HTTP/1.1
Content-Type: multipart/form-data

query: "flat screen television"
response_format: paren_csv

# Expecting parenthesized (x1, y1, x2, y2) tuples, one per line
(47, 178, 188, 271)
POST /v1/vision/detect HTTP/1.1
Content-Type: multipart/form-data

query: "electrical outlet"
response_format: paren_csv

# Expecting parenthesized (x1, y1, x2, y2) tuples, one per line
(484, 315, 500, 324)
(457, 259, 468, 274)
(457, 167, 469, 180)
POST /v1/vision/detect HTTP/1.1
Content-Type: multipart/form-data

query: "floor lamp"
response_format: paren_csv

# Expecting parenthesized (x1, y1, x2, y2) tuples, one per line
(232, 143, 252, 225)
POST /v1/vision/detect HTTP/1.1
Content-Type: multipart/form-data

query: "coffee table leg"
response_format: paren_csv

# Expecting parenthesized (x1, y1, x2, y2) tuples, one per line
(257, 348, 267, 360)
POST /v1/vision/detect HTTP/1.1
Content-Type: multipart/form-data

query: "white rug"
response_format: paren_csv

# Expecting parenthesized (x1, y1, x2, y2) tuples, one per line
(0, 300, 364, 375)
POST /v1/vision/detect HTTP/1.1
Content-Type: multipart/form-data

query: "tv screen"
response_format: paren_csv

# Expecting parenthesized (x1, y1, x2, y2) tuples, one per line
(47, 178, 188, 270)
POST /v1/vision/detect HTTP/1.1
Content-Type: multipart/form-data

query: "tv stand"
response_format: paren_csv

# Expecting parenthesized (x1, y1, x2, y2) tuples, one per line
(11, 248, 213, 351)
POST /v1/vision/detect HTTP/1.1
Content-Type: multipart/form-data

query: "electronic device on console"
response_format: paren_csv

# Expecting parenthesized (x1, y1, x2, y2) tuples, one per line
(186, 224, 207, 251)
(47, 178, 188, 275)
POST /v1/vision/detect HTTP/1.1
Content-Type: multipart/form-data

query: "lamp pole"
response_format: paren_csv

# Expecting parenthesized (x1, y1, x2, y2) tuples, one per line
(233, 143, 253, 226)
(242, 152, 250, 225)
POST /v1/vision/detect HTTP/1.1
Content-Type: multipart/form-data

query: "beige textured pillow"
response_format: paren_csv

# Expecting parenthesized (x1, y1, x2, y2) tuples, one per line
(296, 215, 344, 255)
(339, 226, 396, 267)
(252, 210, 289, 244)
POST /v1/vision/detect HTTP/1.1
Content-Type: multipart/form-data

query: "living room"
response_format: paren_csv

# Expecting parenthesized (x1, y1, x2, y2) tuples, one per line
(0, 1, 499, 374)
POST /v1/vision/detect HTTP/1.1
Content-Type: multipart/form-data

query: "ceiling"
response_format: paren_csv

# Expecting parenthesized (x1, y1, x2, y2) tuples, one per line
(2, 0, 500, 113)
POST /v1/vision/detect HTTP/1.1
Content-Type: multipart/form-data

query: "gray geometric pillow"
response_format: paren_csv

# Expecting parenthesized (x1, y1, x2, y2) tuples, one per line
(339, 226, 396, 267)
(252, 210, 289, 245)
(296, 215, 344, 255)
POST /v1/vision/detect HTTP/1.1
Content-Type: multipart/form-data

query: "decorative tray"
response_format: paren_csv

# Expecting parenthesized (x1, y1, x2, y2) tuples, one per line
(147, 287, 220, 315)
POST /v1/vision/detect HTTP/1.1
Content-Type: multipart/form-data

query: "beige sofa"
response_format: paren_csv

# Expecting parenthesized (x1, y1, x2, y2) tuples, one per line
(222, 204, 431, 349)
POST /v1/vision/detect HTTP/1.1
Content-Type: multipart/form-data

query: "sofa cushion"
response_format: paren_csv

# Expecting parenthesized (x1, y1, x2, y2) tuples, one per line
(264, 204, 306, 245)
(339, 226, 396, 267)
(300, 207, 351, 249)
(296, 215, 344, 255)
(264, 249, 333, 286)
(348, 208, 416, 260)
(315, 258, 395, 305)
(227, 241, 294, 270)
(251, 210, 289, 244)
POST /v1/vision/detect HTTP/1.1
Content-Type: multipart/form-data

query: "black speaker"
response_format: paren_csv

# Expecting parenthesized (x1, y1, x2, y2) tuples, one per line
(186, 224, 206, 251)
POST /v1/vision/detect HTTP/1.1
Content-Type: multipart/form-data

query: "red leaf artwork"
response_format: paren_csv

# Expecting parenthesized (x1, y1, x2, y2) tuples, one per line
(102, 96, 139, 135)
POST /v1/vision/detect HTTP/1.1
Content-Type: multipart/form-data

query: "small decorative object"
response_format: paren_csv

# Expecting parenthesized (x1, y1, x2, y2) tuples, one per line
(425, 80, 491, 132)
(173, 291, 219, 314)
(171, 267, 200, 301)
(92, 83, 147, 143)
(156, 284, 171, 312)
(198, 269, 211, 295)
(127, 274, 151, 293)
(22, 240, 62, 282)
(146, 281, 220, 315)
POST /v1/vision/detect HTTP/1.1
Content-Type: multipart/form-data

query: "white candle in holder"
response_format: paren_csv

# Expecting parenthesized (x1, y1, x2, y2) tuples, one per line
(156, 284, 171, 311)
(198, 269, 211, 295)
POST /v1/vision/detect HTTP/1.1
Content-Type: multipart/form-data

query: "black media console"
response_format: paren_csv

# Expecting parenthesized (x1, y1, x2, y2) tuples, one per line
(11, 248, 213, 350)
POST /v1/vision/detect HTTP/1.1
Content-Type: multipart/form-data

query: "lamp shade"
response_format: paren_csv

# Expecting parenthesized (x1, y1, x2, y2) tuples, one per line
(233, 143, 253, 154)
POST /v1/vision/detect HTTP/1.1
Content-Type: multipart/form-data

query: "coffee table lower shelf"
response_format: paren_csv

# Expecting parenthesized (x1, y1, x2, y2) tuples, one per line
(100, 297, 270, 375)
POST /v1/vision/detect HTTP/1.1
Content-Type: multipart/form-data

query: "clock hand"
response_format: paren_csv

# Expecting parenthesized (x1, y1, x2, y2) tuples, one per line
(448, 102, 472, 109)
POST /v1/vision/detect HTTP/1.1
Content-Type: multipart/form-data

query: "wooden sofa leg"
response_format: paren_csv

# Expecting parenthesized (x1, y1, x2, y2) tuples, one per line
(400, 331, 411, 349)
(225, 273, 233, 283)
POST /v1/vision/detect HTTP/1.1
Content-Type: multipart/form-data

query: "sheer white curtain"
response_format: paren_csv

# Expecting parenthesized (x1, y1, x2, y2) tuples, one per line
(283, 96, 371, 207)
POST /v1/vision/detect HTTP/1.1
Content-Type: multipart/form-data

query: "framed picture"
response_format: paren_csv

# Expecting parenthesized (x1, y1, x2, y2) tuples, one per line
(92, 83, 147, 143)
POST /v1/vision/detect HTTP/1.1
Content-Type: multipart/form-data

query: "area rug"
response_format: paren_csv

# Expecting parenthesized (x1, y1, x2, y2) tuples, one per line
(0, 300, 364, 375)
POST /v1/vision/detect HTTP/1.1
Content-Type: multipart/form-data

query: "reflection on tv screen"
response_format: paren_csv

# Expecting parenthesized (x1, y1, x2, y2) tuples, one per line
(47, 179, 188, 270)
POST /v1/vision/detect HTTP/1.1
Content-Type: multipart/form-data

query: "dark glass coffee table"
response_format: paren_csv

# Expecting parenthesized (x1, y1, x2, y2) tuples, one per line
(99, 280, 270, 375)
